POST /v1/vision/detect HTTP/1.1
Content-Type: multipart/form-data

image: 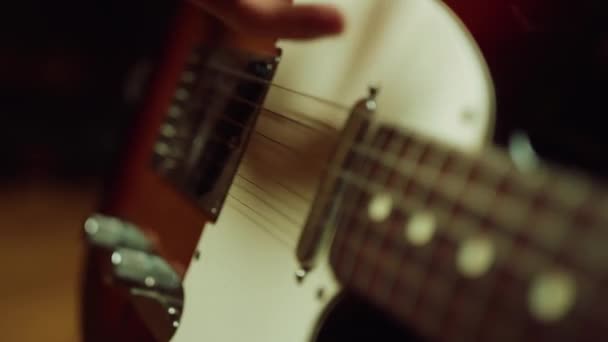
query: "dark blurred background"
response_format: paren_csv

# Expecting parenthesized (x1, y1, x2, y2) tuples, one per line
(0, 0, 178, 182)
(0, 1, 177, 340)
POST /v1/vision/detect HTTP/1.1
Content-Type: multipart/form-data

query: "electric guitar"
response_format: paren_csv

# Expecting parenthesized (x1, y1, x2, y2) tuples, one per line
(82, 0, 608, 341)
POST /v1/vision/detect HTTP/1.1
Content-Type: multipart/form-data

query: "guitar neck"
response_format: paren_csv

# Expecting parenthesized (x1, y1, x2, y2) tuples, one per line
(311, 121, 608, 340)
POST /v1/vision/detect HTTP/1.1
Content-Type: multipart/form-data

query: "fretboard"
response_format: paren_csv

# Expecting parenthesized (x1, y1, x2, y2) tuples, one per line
(320, 124, 608, 340)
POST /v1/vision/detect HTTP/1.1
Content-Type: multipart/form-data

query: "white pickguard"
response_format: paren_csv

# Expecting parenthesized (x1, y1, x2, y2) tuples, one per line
(173, 0, 494, 341)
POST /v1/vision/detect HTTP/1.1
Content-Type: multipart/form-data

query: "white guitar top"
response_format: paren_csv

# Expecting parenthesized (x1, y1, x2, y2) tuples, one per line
(173, 0, 493, 340)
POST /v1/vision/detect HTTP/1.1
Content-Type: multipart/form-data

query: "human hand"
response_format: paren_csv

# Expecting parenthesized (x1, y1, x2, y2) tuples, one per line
(192, 0, 345, 40)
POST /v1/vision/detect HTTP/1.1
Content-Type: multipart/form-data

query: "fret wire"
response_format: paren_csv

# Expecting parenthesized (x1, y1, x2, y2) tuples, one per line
(348, 142, 608, 273)
(337, 215, 542, 340)
(336, 176, 600, 340)
(341, 130, 397, 291)
(337, 204, 599, 311)
(449, 163, 519, 340)
(331, 122, 387, 281)
(359, 132, 408, 295)
(334, 158, 606, 336)
(351, 131, 597, 218)
(331, 132, 383, 287)
(331, 167, 605, 283)
(528, 178, 591, 338)
(368, 140, 430, 316)
(393, 142, 452, 336)
(516, 185, 602, 337)
(410, 151, 473, 336)
(227, 117, 608, 278)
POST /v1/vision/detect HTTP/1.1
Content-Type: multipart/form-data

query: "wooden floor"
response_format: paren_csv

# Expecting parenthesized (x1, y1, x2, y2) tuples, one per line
(0, 182, 101, 342)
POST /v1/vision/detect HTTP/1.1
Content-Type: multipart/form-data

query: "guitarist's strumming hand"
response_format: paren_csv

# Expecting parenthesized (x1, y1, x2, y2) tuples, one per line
(192, 0, 345, 39)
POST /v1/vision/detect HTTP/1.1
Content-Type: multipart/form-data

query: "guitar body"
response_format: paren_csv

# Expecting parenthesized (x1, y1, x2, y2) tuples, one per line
(82, 0, 607, 340)
(174, 0, 493, 341)
(81, 2, 279, 341)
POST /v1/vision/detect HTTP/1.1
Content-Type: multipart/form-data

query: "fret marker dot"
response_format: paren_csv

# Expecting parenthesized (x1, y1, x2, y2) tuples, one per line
(457, 235, 495, 278)
(529, 271, 576, 323)
(175, 88, 189, 101)
(368, 193, 393, 222)
(161, 124, 177, 138)
(154, 143, 171, 156)
(405, 211, 436, 246)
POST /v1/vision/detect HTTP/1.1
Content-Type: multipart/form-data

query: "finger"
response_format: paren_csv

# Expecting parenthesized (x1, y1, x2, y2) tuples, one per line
(193, 0, 344, 39)
(249, 4, 345, 39)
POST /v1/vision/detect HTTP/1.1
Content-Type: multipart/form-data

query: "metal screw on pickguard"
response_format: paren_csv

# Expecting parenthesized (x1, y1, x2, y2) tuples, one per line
(295, 268, 308, 284)
(193, 250, 201, 261)
(172, 321, 180, 328)
(366, 85, 380, 111)
(462, 111, 475, 123)
(316, 287, 325, 300)
(368, 85, 380, 99)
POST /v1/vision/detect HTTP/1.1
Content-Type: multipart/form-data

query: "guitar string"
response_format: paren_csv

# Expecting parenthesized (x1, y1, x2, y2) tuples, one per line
(226, 193, 296, 249)
(328, 170, 593, 337)
(188, 54, 600, 320)
(330, 175, 601, 341)
(184, 42, 600, 214)
(207, 58, 600, 336)
(198, 103, 596, 275)
(228, 186, 301, 242)
(205, 61, 351, 111)
(232, 136, 600, 304)
(210, 107, 528, 227)
(200, 107, 593, 271)
(178, 75, 348, 138)
(230, 178, 302, 227)
(197, 111, 596, 336)
(168, 45, 599, 332)
(182, 57, 605, 214)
